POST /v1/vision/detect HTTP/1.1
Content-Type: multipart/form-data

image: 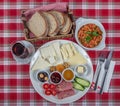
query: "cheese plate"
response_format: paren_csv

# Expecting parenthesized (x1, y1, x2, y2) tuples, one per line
(30, 40, 93, 104)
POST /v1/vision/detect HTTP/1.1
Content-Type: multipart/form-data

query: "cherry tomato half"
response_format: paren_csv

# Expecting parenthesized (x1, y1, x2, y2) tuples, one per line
(51, 90, 57, 96)
(45, 90, 51, 95)
(49, 84, 56, 89)
(43, 83, 49, 89)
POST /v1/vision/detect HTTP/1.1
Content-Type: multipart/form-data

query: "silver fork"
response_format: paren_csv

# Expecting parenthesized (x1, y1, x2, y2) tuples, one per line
(99, 49, 113, 94)
(94, 54, 106, 90)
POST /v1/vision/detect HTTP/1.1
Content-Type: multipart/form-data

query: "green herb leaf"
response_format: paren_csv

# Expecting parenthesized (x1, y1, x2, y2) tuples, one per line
(92, 31, 99, 36)
(85, 36, 92, 43)
(86, 31, 92, 35)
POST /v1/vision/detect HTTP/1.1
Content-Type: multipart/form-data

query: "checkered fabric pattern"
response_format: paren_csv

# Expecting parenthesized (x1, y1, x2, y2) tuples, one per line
(0, 0, 120, 106)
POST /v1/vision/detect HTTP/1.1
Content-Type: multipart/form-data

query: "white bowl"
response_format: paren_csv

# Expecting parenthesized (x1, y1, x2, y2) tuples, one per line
(49, 71, 62, 85)
(74, 64, 88, 77)
(75, 18, 106, 50)
(62, 68, 75, 82)
(33, 70, 49, 83)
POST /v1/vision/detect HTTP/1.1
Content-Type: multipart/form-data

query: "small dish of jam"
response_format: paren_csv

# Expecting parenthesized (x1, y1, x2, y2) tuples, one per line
(50, 71, 62, 84)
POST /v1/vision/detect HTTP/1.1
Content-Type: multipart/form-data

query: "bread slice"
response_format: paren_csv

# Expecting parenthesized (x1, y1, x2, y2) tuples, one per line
(42, 12, 59, 36)
(49, 11, 65, 28)
(27, 12, 48, 37)
(59, 14, 72, 35)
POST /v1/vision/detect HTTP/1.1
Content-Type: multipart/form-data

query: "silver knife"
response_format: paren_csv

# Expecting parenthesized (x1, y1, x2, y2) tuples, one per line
(99, 48, 114, 94)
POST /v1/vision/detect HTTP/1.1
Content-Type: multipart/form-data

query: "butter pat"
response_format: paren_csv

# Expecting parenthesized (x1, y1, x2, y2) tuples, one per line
(75, 65, 88, 76)
(77, 66, 84, 73)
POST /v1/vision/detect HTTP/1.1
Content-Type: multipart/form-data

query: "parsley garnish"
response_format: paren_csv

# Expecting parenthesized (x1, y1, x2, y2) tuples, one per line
(85, 36, 92, 43)
(86, 31, 99, 36)
(92, 31, 99, 36)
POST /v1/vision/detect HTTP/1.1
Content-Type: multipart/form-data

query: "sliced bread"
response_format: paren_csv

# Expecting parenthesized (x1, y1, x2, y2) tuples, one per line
(59, 14, 72, 35)
(49, 11, 65, 29)
(42, 12, 59, 36)
(27, 12, 48, 37)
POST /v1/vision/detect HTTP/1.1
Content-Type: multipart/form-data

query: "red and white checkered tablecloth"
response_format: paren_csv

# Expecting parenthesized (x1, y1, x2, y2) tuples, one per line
(0, 0, 120, 106)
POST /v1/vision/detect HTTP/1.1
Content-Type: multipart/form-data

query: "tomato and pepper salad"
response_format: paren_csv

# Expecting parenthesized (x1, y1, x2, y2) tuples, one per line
(78, 24, 102, 48)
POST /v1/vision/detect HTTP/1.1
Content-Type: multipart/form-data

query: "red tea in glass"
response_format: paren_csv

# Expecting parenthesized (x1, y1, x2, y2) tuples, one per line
(12, 42, 29, 58)
(11, 40, 35, 64)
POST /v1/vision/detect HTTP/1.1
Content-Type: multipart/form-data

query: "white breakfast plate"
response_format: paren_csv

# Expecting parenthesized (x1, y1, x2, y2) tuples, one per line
(29, 40, 93, 104)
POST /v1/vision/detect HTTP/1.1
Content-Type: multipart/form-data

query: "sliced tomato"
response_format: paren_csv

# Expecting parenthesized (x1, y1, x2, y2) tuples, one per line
(43, 83, 49, 89)
(49, 84, 56, 89)
(45, 90, 51, 95)
(51, 90, 57, 96)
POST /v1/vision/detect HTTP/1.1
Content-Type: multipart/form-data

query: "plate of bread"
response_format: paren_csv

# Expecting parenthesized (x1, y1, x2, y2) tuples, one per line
(29, 40, 93, 104)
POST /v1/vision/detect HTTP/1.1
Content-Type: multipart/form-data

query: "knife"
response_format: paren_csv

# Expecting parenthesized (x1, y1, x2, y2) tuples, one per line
(99, 48, 114, 94)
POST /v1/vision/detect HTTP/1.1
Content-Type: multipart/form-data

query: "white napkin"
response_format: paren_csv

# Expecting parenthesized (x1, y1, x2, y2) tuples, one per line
(91, 60, 116, 93)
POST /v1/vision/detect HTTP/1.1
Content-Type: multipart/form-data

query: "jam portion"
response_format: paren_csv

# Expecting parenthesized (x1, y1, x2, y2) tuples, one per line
(50, 72, 62, 84)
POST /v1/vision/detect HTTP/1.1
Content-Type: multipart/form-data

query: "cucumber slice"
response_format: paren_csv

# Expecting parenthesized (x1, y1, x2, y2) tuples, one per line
(73, 82, 85, 91)
(75, 77, 90, 87)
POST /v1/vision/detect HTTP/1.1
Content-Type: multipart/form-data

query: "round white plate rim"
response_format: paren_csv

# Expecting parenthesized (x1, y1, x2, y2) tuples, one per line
(30, 40, 93, 104)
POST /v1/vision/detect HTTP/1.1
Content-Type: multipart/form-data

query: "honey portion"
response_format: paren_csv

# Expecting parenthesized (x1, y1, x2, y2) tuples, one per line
(63, 70, 74, 80)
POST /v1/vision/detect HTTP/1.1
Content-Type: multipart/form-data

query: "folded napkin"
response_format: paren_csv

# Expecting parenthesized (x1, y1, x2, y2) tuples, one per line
(23, 2, 68, 20)
(91, 60, 116, 93)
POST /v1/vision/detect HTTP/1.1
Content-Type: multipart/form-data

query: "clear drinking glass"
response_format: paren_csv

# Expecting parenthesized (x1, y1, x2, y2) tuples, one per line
(11, 40, 35, 64)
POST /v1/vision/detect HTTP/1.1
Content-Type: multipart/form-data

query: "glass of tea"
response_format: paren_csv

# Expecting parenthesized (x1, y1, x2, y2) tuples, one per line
(11, 40, 35, 64)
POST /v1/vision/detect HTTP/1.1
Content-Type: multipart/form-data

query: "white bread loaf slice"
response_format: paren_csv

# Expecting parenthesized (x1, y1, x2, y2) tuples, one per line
(49, 11, 65, 28)
(59, 14, 72, 35)
(27, 12, 48, 37)
(42, 12, 59, 36)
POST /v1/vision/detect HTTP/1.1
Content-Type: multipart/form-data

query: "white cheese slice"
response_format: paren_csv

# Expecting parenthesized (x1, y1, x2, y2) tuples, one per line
(70, 43, 78, 55)
(61, 46, 69, 60)
(39, 48, 45, 59)
(31, 56, 51, 71)
(60, 48, 67, 60)
(47, 56, 56, 64)
(40, 47, 50, 59)
(52, 42, 63, 64)
(64, 43, 74, 57)
(48, 45, 56, 59)
(67, 53, 87, 66)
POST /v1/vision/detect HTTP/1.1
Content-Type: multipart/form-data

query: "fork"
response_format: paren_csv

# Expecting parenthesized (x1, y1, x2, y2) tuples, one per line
(94, 54, 106, 90)
(99, 49, 113, 94)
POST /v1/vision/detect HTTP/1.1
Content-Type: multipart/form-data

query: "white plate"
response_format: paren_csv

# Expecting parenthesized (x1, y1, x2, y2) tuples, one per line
(29, 40, 93, 104)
